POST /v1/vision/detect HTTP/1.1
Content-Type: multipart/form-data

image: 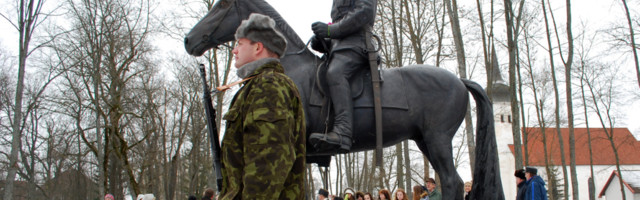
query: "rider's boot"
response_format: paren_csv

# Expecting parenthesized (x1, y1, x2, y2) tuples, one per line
(309, 83, 353, 153)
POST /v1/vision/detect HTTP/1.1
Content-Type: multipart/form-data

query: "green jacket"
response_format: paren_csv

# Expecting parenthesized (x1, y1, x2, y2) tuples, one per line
(219, 60, 306, 199)
(428, 188, 442, 200)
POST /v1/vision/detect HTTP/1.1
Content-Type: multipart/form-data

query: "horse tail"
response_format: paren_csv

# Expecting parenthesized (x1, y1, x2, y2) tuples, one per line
(462, 79, 505, 200)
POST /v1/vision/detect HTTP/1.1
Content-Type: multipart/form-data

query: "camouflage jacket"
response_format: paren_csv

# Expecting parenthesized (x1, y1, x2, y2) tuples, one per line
(219, 60, 306, 200)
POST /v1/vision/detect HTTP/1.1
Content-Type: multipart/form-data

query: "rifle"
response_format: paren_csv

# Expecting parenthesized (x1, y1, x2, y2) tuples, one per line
(198, 64, 223, 192)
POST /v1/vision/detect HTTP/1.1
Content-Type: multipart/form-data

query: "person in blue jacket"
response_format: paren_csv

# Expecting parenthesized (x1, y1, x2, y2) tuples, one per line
(524, 167, 548, 200)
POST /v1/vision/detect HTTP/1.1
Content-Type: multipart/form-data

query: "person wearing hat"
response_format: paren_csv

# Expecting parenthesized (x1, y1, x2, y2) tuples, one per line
(318, 189, 330, 200)
(307, 0, 378, 153)
(524, 167, 548, 200)
(514, 169, 527, 200)
(425, 178, 441, 200)
(218, 13, 306, 200)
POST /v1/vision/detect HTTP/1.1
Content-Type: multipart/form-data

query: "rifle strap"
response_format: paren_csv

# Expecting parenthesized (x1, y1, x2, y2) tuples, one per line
(216, 76, 256, 92)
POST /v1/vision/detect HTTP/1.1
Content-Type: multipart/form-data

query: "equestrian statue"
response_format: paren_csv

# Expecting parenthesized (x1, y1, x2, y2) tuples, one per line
(184, 0, 505, 199)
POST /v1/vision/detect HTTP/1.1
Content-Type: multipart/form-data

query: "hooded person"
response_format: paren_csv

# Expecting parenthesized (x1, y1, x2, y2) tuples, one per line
(524, 167, 548, 200)
(218, 13, 306, 200)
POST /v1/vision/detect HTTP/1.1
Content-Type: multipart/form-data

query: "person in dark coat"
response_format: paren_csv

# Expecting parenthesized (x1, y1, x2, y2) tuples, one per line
(515, 169, 527, 200)
(524, 167, 548, 200)
(308, 0, 378, 153)
(463, 181, 472, 200)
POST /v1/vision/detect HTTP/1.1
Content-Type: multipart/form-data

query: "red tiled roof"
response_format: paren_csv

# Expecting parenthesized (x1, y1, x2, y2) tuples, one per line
(508, 127, 640, 166)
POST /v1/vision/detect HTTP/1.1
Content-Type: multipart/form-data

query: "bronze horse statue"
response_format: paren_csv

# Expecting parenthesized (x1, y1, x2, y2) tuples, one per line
(184, 0, 504, 199)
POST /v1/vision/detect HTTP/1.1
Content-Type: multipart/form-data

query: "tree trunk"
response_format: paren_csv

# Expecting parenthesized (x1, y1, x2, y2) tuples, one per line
(403, 141, 412, 196)
(444, 0, 475, 175)
(396, 143, 405, 189)
(502, 0, 523, 175)
(434, 1, 446, 68)
(525, 34, 555, 198)
(541, 0, 570, 198)
(579, 61, 596, 200)
(586, 79, 627, 200)
(620, 0, 640, 89)
(562, 0, 579, 199)
(3, 0, 44, 199)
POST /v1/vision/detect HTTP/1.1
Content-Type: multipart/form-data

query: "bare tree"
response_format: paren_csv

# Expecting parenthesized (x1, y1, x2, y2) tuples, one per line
(558, 1, 579, 198)
(503, 0, 528, 172)
(575, 29, 601, 200)
(540, 0, 570, 198)
(53, 0, 157, 197)
(583, 60, 628, 200)
(1, 0, 49, 199)
(443, 0, 477, 181)
(619, 0, 640, 89)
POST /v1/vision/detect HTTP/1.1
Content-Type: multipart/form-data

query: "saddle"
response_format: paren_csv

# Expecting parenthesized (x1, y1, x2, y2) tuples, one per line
(309, 59, 409, 110)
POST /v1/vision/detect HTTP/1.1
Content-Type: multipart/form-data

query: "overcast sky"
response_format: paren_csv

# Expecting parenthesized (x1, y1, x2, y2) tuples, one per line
(0, 0, 637, 141)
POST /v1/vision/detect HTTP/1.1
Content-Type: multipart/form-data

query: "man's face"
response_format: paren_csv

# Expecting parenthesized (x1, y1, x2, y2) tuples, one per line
(232, 38, 259, 68)
(317, 194, 325, 200)
(525, 172, 532, 180)
(516, 177, 523, 184)
(427, 182, 436, 191)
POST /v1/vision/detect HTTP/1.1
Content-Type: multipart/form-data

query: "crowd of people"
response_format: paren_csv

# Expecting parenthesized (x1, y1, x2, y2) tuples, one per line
(100, 167, 548, 200)
(316, 178, 442, 200)
(313, 166, 548, 200)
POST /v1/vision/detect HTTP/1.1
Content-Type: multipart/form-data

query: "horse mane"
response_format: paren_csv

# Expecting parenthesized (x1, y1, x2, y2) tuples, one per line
(251, 0, 307, 51)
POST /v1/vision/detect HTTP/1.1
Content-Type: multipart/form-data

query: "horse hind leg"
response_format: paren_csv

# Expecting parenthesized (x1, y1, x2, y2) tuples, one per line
(416, 129, 464, 200)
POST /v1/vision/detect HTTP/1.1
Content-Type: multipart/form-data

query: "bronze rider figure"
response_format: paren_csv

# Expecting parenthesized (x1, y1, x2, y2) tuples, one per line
(308, 0, 377, 153)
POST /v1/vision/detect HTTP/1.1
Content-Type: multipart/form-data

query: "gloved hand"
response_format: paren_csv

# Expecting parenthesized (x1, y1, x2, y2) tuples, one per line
(311, 36, 330, 53)
(312, 22, 330, 38)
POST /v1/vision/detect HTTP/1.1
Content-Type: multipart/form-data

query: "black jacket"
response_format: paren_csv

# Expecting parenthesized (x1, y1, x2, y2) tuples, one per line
(516, 181, 527, 200)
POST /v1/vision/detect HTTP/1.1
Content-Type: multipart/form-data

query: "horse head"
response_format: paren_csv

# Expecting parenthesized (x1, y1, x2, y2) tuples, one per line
(184, 0, 309, 57)
(184, 0, 243, 56)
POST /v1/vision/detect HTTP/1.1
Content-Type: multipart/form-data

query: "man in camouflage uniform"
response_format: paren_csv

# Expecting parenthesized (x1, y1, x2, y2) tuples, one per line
(309, 0, 377, 153)
(219, 13, 306, 199)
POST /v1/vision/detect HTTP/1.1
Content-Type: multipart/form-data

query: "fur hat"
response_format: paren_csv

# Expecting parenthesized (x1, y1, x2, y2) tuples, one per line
(514, 169, 526, 180)
(235, 13, 287, 58)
